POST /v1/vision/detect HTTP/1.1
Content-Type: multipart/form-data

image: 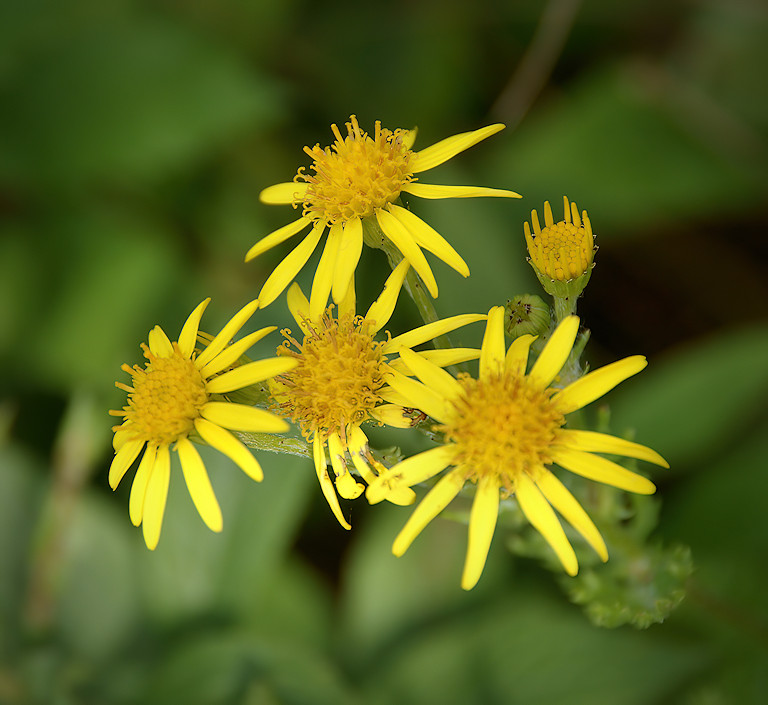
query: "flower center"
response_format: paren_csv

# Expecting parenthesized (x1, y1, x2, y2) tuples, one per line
(295, 115, 413, 225)
(119, 343, 208, 446)
(438, 372, 566, 492)
(271, 310, 388, 442)
(529, 219, 593, 282)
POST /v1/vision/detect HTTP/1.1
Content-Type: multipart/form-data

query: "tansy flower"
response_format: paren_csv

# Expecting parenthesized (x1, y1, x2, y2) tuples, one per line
(367, 308, 668, 590)
(268, 261, 486, 529)
(109, 299, 297, 549)
(248, 115, 520, 317)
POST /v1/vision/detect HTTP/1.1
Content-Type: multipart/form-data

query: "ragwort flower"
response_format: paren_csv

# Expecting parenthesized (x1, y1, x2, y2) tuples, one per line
(248, 115, 520, 317)
(367, 307, 668, 589)
(109, 299, 296, 549)
(269, 261, 486, 529)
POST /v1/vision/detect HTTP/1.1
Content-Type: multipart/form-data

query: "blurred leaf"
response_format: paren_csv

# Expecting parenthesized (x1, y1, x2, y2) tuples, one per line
(607, 323, 768, 469)
(0, 13, 282, 187)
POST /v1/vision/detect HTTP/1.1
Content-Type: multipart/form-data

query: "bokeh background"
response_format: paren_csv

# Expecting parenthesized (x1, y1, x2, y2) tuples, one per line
(2, 0, 767, 703)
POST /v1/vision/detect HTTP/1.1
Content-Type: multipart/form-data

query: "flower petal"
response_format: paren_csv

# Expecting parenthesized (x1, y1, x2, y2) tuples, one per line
(109, 439, 143, 490)
(479, 306, 506, 380)
(516, 472, 578, 576)
(392, 467, 466, 556)
(147, 326, 174, 358)
(384, 313, 486, 352)
(364, 259, 409, 334)
(551, 447, 657, 495)
(245, 216, 313, 262)
(384, 369, 452, 423)
(398, 348, 463, 403)
(552, 356, 648, 414)
(201, 401, 289, 433)
(259, 181, 308, 205)
(332, 217, 363, 304)
(178, 299, 210, 359)
(504, 334, 535, 375)
(387, 204, 469, 277)
(528, 316, 579, 388)
(200, 327, 277, 378)
(462, 475, 500, 590)
(194, 299, 260, 370)
(176, 437, 222, 532)
(414, 347, 481, 368)
(376, 208, 438, 298)
(313, 436, 350, 530)
(286, 282, 311, 336)
(535, 469, 608, 561)
(142, 444, 170, 550)
(310, 222, 342, 321)
(370, 403, 411, 429)
(410, 124, 505, 173)
(205, 357, 297, 394)
(258, 222, 324, 309)
(557, 429, 669, 467)
(402, 183, 521, 200)
(194, 417, 263, 482)
(129, 444, 156, 526)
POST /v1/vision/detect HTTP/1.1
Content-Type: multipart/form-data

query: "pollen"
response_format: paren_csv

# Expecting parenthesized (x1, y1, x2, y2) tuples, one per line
(440, 371, 566, 493)
(271, 309, 388, 442)
(115, 343, 208, 446)
(295, 115, 414, 225)
(524, 196, 594, 281)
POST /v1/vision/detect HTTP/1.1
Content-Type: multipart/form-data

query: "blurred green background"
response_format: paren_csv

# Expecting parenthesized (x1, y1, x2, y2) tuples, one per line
(1, 0, 767, 703)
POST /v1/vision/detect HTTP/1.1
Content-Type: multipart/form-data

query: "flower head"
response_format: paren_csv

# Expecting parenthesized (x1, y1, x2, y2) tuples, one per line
(524, 196, 595, 299)
(248, 115, 520, 317)
(109, 299, 296, 549)
(269, 261, 486, 529)
(368, 308, 668, 589)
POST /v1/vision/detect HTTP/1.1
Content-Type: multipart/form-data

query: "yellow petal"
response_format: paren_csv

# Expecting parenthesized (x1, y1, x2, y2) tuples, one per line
(414, 347, 481, 368)
(201, 401, 289, 433)
(552, 356, 648, 414)
(479, 306, 506, 381)
(286, 282, 311, 336)
(147, 325, 173, 358)
(332, 218, 363, 304)
(387, 204, 469, 277)
(205, 357, 297, 394)
(504, 334, 535, 375)
(365, 259, 409, 334)
(398, 348, 463, 403)
(245, 216, 312, 262)
(109, 439, 143, 490)
(376, 208, 438, 298)
(176, 437, 223, 532)
(194, 417, 263, 482)
(313, 436, 350, 530)
(528, 316, 579, 388)
(194, 299, 260, 370)
(557, 429, 669, 467)
(410, 124, 505, 173)
(259, 181, 308, 205)
(200, 327, 277, 378)
(338, 269, 356, 319)
(258, 222, 324, 309)
(551, 447, 657, 495)
(370, 403, 411, 429)
(384, 313, 486, 352)
(142, 444, 170, 550)
(385, 369, 452, 423)
(461, 475, 500, 590)
(178, 299, 210, 359)
(129, 444, 156, 527)
(535, 469, 608, 561)
(402, 183, 521, 200)
(392, 467, 465, 556)
(310, 222, 342, 321)
(516, 473, 578, 576)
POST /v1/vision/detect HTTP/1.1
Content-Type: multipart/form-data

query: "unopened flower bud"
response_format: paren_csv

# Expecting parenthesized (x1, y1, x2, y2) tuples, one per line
(504, 295, 550, 339)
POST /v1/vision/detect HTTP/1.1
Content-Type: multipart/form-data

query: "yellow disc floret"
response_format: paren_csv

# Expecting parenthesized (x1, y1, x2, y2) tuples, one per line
(296, 115, 414, 224)
(117, 343, 208, 446)
(440, 371, 565, 493)
(271, 309, 388, 442)
(524, 196, 594, 282)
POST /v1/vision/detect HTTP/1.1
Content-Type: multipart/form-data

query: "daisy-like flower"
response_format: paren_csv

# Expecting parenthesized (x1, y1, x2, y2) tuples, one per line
(367, 308, 668, 590)
(109, 299, 297, 549)
(248, 115, 520, 317)
(268, 260, 486, 529)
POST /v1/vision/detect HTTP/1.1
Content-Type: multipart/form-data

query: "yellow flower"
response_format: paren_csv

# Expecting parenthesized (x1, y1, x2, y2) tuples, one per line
(109, 299, 296, 549)
(269, 260, 486, 529)
(248, 115, 520, 317)
(367, 308, 668, 590)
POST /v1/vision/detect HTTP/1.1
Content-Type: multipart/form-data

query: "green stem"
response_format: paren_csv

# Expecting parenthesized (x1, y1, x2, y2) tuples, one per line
(552, 294, 577, 322)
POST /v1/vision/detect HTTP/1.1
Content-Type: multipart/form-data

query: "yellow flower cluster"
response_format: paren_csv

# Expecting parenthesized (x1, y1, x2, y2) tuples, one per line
(109, 116, 666, 590)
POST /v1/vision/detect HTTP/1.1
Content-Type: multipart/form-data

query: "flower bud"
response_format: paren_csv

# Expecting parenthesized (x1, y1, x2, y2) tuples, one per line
(504, 294, 550, 339)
